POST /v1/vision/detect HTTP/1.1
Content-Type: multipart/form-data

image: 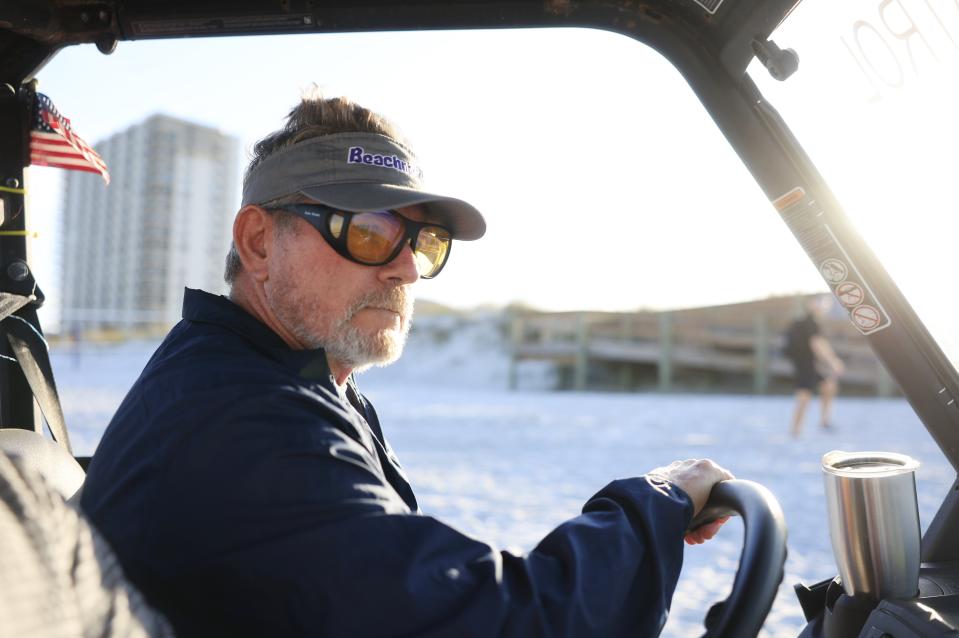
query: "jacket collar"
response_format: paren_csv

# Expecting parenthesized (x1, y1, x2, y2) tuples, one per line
(181, 288, 335, 382)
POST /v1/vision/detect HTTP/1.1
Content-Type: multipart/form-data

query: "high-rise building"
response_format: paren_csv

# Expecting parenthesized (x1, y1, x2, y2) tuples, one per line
(60, 114, 239, 333)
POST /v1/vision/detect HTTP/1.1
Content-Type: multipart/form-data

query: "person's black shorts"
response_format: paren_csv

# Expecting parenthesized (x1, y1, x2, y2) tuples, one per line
(793, 362, 823, 391)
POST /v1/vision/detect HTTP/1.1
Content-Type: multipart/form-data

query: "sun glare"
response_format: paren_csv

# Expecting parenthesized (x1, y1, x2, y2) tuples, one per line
(754, 0, 959, 367)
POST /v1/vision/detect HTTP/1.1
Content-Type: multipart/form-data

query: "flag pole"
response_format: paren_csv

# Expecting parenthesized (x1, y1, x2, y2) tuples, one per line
(0, 82, 43, 432)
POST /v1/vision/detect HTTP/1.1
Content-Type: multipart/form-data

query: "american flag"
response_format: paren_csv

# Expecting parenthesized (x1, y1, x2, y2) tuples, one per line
(29, 92, 110, 184)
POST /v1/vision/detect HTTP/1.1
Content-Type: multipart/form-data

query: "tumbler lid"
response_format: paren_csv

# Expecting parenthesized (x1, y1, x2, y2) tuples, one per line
(822, 450, 920, 477)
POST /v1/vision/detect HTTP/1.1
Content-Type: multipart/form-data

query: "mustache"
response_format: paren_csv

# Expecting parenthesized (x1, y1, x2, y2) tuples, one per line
(345, 286, 413, 320)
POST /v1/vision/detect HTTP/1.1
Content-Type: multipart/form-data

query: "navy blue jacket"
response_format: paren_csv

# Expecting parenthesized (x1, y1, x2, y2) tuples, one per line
(82, 289, 694, 637)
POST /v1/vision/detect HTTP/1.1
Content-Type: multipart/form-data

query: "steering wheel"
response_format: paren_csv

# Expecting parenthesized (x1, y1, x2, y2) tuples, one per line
(687, 480, 788, 638)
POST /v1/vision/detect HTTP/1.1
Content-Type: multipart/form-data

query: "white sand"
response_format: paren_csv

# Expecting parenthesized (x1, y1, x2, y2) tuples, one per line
(50, 318, 953, 637)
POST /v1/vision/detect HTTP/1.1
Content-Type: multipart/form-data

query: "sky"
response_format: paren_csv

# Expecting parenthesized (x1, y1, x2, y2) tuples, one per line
(26, 25, 827, 323)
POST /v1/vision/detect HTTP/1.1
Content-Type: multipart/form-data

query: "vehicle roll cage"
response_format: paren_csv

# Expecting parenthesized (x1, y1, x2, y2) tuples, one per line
(1, 0, 958, 562)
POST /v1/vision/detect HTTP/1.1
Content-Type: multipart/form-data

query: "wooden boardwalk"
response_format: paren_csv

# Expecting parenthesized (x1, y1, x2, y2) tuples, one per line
(508, 295, 895, 395)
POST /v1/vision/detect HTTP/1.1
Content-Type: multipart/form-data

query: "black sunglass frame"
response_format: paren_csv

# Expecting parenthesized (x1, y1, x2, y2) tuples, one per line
(273, 203, 453, 279)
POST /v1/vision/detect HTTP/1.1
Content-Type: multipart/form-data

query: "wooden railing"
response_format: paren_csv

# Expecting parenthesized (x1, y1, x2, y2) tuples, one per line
(508, 303, 895, 395)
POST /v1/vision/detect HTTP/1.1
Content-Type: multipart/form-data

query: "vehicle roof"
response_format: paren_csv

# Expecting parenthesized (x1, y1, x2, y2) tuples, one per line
(1, 0, 801, 85)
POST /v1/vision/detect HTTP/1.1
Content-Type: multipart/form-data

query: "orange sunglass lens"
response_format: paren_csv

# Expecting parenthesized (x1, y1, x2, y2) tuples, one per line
(414, 227, 451, 277)
(347, 212, 405, 263)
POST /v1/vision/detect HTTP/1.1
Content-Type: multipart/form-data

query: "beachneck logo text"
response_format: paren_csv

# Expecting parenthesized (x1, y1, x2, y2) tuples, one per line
(347, 147, 421, 179)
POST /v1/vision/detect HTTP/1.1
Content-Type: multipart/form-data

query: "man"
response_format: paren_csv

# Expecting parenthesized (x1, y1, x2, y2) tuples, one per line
(786, 296, 845, 437)
(82, 93, 733, 637)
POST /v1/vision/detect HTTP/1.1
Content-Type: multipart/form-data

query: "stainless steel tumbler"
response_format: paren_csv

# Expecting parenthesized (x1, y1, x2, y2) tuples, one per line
(822, 450, 921, 600)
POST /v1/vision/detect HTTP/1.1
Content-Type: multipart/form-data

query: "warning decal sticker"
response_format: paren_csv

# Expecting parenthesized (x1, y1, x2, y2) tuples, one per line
(820, 259, 847, 285)
(835, 282, 865, 308)
(851, 305, 882, 331)
(771, 187, 892, 336)
(772, 187, 806, 212)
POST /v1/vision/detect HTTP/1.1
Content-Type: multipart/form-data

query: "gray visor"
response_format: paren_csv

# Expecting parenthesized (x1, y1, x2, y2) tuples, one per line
(242, 132, 486, 240)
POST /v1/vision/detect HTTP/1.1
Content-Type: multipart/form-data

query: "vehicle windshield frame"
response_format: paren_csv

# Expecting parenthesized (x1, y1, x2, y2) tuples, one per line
(2, 0, 958, 561)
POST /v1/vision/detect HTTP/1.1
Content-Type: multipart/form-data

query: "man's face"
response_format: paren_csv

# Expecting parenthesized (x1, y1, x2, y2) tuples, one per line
(264, 204, 426, 372)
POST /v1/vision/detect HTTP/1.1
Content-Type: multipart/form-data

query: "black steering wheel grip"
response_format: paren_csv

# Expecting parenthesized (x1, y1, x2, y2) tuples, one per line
(687, 479, 788, 638)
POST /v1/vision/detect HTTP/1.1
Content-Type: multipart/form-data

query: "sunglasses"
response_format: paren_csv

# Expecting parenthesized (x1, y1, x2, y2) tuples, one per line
(275, 204, 453, 279)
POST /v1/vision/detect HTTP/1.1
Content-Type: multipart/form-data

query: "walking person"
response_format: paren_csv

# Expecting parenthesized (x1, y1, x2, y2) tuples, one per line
(786, 296, 845, 437)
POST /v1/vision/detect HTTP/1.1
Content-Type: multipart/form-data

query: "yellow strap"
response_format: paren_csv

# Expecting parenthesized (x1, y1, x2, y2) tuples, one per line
(0, 231, 39, 238)
(0, 185, 25, 195)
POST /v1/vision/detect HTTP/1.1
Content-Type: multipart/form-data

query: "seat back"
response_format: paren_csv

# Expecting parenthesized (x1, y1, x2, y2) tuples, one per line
(0, 449, 173, 637)
(0, 428, 85, 503)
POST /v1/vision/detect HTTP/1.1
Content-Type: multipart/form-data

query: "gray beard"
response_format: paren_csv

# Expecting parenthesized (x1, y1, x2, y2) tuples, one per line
(274, 284, 413, 372)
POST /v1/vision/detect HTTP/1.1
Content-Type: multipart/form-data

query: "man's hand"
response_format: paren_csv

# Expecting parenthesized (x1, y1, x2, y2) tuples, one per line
(645, 458, 734, 545)
(684, 516, 730, 545)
